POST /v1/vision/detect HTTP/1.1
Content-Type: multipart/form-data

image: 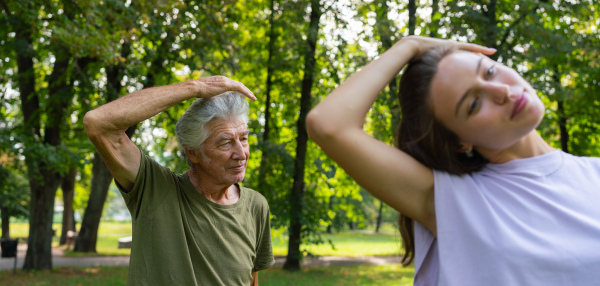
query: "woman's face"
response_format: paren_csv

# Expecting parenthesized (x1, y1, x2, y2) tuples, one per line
(429, 51, 545, 152)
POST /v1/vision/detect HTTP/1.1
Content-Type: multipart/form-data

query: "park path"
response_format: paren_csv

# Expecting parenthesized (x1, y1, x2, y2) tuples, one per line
(1, 243, 402, 271)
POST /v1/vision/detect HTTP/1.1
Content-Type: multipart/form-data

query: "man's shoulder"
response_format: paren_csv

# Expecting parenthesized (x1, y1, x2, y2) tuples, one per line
(240, 185, 269, 206)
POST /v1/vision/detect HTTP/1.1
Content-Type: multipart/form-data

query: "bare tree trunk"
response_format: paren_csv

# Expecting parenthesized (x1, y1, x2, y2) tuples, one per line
(258, 0, 277, 192)
(75, 43, 133, 252)
(1, 206, 9, 239)
(59, 168, 77, 245)
(408, 0, 416, 36)
(283, 0, 322, 272)
(557, 100, 569, 153)
(429, 0, 440, 37)
(375, 201, 384, 233)
(73, 155, 113, 252)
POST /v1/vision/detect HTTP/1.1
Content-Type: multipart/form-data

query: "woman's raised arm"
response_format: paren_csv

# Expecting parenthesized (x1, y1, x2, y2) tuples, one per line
(306, 36, 494, 234)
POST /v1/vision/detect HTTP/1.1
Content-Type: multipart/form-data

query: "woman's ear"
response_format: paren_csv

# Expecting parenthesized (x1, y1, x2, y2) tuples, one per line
(458, 143, 474, 156)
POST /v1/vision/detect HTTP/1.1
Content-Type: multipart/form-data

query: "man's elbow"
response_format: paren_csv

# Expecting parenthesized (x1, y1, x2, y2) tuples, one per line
(83, 110, 102, 140)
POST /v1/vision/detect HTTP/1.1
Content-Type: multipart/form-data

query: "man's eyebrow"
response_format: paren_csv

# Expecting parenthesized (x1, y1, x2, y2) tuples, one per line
(216, 135, 232, 142)
(454, 56, 484, 116)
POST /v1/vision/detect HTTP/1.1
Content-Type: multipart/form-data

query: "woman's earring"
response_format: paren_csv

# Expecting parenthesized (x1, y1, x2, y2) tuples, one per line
(465, 149, 473, 158)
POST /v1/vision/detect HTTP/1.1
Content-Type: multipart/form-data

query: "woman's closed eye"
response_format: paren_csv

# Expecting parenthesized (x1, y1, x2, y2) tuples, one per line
(468, 96, 480, 115)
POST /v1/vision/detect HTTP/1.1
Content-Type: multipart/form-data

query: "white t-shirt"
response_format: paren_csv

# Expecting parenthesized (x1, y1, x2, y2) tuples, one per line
(414, 150, 600, 286)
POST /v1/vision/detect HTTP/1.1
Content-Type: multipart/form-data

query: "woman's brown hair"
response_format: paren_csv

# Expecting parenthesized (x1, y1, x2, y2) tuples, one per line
(395, 47, 488, 265)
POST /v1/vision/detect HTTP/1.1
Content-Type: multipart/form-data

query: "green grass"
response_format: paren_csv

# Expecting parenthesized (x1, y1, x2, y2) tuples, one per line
(0, 265, 414, 286)
(7, 222, 132, 256)
(0, 267, 129, 286)
(272, 230, 403, 257)
(2, 222, 413, 284)
(261, 264, 414, 286)
(8, 222, 402, 258)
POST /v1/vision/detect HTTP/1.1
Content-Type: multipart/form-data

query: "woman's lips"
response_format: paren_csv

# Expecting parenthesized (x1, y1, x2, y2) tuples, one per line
(511, 92, 528, 119)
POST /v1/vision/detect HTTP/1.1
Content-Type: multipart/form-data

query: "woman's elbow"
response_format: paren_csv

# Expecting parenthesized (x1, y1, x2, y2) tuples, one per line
(306, 108, 335, 143)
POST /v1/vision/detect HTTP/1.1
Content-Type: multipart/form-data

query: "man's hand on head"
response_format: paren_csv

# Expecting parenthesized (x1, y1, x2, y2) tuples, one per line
(193, 76, 257, 101)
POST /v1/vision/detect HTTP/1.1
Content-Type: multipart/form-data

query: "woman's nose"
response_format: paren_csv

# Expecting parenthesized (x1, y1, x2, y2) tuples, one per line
(484, 82, 510, 104)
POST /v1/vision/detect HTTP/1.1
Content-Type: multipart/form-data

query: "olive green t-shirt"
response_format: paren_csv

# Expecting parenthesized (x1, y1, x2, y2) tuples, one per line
(117, 151, 274, 285)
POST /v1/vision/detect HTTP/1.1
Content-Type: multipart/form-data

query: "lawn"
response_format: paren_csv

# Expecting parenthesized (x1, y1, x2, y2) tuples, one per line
(7, 222, 402, 257)
(2, 222, 414, 284)
(0, 265, 415, 285)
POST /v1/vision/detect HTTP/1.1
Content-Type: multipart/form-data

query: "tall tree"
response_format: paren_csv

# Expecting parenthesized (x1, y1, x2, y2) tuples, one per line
(59, 168, 77, 245)
(283, 0, 322, 271)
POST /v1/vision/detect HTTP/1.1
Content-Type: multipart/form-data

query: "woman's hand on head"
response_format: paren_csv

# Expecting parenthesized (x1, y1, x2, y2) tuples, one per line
(192, 76, 257, 101)
(400, 35, 496, 57)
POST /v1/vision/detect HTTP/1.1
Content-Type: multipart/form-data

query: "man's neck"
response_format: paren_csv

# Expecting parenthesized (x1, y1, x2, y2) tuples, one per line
(187, 170, 240, 205)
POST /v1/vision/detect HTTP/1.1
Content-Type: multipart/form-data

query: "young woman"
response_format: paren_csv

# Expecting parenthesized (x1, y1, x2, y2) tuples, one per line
(306, 36, 600, 285)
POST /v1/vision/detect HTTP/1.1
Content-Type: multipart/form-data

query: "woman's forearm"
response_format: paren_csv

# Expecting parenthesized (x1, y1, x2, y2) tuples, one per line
(306, 38, 418, 140)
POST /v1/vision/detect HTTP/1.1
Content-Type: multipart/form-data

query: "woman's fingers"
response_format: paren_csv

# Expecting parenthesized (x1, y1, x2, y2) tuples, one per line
(458, 43, 497, 55)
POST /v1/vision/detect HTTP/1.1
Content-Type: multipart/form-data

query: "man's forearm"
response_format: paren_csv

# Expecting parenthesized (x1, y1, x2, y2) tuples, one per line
(251, 271, 258, 286)
(87, 80, 198, 133)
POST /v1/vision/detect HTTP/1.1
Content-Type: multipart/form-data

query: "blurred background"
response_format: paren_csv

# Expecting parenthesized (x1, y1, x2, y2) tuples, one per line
(1, 0, 599, 284)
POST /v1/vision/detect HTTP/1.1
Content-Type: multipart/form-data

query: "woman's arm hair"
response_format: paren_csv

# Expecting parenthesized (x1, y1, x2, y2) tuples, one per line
(84, 76, 255, 192)
(306, 36, 494, 234)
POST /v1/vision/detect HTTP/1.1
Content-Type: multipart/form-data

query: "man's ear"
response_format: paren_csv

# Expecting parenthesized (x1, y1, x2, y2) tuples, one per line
(184, 147, 203, 164)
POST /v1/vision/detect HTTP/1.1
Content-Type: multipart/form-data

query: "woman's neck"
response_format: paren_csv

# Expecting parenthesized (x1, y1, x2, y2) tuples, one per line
(478, 130, 556, 164)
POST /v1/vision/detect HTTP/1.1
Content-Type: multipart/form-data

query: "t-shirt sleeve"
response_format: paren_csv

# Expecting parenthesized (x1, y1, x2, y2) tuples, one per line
(252, 195, 275, 272)
(116, 148, 176, 221)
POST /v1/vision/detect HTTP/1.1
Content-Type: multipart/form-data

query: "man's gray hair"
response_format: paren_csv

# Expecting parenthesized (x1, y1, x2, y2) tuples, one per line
(176, 91, 249, 166)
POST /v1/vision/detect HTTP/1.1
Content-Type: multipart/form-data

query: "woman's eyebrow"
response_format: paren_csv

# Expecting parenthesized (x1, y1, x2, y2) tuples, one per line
(454, 56, 484, 116)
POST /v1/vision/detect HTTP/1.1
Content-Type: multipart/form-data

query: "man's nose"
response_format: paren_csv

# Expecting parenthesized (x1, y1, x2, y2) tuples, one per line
(231, 141, 247, 159)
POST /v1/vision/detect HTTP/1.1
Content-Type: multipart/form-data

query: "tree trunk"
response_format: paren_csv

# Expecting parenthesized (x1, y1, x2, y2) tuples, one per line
(408, 0, 416, 36)
(483, 0, 498, 60)
(1, 206, 9, 239)
(75, 43, 133, 252)
(257, 0, 277, 192)
(73, 155, 113, 252)
(375, 200, 384, 233)
(283, 0, 321, 272)
(557, 100, 569, 153)
(429, 0, 440, 38)
(553, 65, 569, 153)
(375, 0, 400, 128)
(60, 168, 77, 245)
(326, 194, 334, 234)
(15, 12, 73, 269)
(23, 49, 71, 270)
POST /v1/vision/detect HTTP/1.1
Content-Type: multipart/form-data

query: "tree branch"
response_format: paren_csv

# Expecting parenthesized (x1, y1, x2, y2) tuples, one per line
(0, 0, 10, 16)
(498, 4, 539, 50)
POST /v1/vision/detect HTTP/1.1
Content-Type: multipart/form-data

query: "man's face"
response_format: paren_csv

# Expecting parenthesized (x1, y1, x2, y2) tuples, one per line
(189, 118, 250, 188)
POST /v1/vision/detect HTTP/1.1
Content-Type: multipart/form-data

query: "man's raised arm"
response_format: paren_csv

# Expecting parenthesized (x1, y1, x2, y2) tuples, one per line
(83, 76, 255, 192)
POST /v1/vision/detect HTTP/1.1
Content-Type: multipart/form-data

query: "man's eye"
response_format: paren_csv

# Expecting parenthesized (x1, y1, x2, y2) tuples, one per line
(468, 97, 480, 115)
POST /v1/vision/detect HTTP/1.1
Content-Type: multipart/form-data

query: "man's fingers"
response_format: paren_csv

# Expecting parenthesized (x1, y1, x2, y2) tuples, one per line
(197, 76, 257, 101)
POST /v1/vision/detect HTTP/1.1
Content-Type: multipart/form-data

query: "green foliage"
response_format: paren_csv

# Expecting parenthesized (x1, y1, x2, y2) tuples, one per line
(0, 165, 30, 219)
(2, 0, 600, 267)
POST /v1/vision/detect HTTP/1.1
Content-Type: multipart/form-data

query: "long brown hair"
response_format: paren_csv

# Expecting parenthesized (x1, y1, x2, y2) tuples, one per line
(395, 47, 488, 265)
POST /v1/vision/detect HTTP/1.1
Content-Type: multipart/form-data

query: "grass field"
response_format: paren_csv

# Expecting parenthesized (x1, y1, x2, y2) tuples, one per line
(7, 222, 402, 257)
(0, 265, 415, 286)
(1, 222, 414, 284)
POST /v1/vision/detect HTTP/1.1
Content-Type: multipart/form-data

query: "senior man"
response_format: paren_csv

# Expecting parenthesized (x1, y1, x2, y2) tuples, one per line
(84, 76, 274, 285)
